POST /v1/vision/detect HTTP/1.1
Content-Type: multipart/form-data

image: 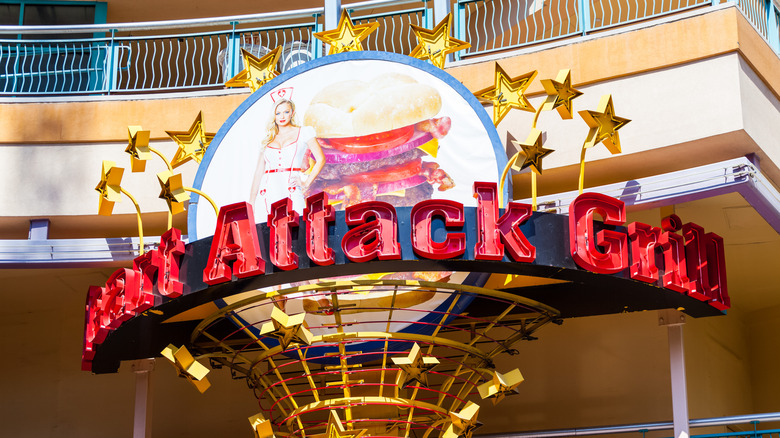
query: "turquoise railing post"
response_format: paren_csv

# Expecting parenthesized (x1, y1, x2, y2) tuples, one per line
(767, 1, 780, 53)
(579, 0, 592, 34)
(454, 2, 466, 61)
(424, 0, 434, 29)
(105, 29, 117, 94)
(312, 13, 323, 59)
(227, 21, 240, 79)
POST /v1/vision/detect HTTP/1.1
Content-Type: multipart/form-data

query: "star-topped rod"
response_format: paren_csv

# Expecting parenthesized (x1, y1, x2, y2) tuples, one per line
(577, 94, 630, 194)
(248, 413, 275, 438)
(259, 306, 314, 351)
(443, 401, 481, 438)
(225, 47, 281, 92)
(391, 342, 440, 388)
(161, 344, 211, 393)
(157, 171, 219, 221)
(474, 63, 537, 127)
(409, 13, 470, 69)
(126, 125, 174, 174)
(313, 9, 379, 55)
(95, 160, 145, 255)
(478, 369, 524, 405)
(166, 111, 215, 169)
(539, 69, 583, 122)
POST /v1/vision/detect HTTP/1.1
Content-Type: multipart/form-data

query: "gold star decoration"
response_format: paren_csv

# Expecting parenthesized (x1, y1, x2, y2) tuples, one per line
(474, 63, 537, 126)
(579, 94, 631, 154)
(166, 111, 215, 168)
(125, 125, 151, 172)
(477, 369, 524, 405)
(325, 410, 368, 438)
(313, 9, 379, 55)
(95, 160, 124, 216)
(157, 170, 190, 215)
(248, 413, 275, 438)
(443, 401, 481, 438)
(409, 13, 470, 69)
(259, 307, 314, 351)
(391, 342, 439, 388)
(540, 69, 583, 119)
(511, 128, 554, 174)
(225, 47, 281, 93)
(161, 344, 211, 393)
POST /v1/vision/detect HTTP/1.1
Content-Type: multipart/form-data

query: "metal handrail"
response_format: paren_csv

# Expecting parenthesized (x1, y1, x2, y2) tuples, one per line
(477, 413, 780, 438)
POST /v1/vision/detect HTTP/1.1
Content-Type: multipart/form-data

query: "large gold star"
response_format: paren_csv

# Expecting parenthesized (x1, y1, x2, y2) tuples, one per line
(391, 342, 439, 388)
(161, 344, 211, 393)
(225, 47, 281, 93)
(511, 128, 553, 175)
(409, 13, 470, 69)
(125, 125, 151, 172)
(325, 410, 367, 438)
(477, 369, 524, 405)
(313, 10, 379, 55)
(540, 69, 583, 119)
(474, 63, 537, 126)
(443, 401, 481, 438)
(157, 170, 190, 216)
(95, 160, 124, 216)
(259, 307, 314, 351)
(248, 413, 275, 438)
(579, 94, 630, 154)
(166, 111, 215, 168)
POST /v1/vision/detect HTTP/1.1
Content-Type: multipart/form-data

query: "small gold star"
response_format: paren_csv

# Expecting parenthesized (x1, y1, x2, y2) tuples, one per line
(125, 126, 151, 172)
(313, 10, 379, 55)
(259, 307, 314, 350)
(225, 47, 281, 93)
(161, 344, 211, 393)
(391, 342, 439, 388)
(540, 69, 583, 119)
(477, 369, 524, 405)
(157, 170, 190, 215)
(95, 160, 124, 216)
(325, 410, 367, 438)
(248, 413, 275, 438)
(166, 111, 215, 168)
(443, 401, 481, 438)
(511, 128, 553, 174)
(474, 63, 537, 126)
(409, 13, 470, 69)
(579, 94, 630, 154)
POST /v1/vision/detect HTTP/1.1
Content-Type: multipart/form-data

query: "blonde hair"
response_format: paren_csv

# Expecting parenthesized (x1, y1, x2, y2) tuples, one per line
(263, 99, 299, 146)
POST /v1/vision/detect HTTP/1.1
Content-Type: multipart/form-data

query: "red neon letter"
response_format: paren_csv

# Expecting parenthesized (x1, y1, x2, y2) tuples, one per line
(341, 201, 401, 263)
(473, 182, 536, 262)
(304, 192, 335, 266)
(683, 223, 730, 310)
(627, 222, 660, 283)
(569, 193, 627, 274)
(269, 198, 299, 271)
(411, 199, 466, 259)
(156, 228, 185, 297)
(203, 202, 265, 285)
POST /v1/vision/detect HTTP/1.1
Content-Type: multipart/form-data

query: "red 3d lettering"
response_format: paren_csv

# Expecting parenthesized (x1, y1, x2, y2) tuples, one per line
(627, 222, 661, 283)
(269, 198, 299, 271)
(658, 217, 690, 293)
(474, 182, 535, 262)
(203, 202, 265, 285)
(569, 192, 627, 274)
(683, 223, 730, 310)
(341, 201, 401, 263)
(411, 199, 466, 259)
(304, 192, 335, 266)
(133, 229, 185, 298)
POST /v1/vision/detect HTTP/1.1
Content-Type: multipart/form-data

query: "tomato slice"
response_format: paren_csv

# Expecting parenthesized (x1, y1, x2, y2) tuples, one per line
(323, 125, 415, 154)
(343, 158, 422, 184)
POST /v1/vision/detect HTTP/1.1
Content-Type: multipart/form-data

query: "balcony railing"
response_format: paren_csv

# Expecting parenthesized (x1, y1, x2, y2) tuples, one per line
(0, 0, 777, 96)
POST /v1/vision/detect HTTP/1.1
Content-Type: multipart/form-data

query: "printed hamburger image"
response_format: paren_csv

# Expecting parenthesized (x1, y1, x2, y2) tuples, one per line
(302, 73, 455, 208)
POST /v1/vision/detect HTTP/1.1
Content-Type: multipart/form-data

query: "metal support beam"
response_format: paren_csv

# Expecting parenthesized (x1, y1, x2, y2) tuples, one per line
(659, 309, 689, 438)
(131, 359, 155, 438)
(325, 0, 342, 30)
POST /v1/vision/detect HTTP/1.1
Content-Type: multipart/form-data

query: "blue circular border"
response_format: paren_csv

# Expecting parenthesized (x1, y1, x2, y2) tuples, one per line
(188, 51, 509, 241)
